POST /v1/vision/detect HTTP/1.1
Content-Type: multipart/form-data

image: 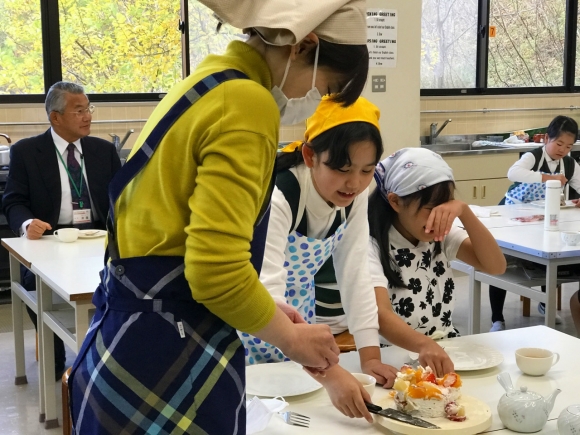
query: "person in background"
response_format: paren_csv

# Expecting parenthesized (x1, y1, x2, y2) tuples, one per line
(2, 81, 121, 378)
(572, 290, 580, 336)
(490, 115, 580, 331)
(369, 147, 505, 350)
(241, 96, 387, 422)
(68, 1, 370, 433)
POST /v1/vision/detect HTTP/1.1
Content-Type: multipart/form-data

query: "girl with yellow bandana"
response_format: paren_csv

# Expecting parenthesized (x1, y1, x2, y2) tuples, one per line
(240, 96, 386, 422)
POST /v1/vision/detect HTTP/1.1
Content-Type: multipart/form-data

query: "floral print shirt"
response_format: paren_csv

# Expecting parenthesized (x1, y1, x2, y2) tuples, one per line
(368, 226, 468, 338)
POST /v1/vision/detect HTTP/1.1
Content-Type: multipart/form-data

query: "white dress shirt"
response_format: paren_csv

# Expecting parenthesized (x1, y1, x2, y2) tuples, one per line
(21, 128, 95, 236)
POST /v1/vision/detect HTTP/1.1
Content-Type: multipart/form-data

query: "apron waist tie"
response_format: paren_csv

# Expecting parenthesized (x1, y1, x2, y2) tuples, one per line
(107, 295, 197, 315)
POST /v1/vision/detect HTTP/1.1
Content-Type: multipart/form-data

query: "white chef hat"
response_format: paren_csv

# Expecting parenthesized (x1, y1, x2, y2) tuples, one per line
(198, 0, 367, 46)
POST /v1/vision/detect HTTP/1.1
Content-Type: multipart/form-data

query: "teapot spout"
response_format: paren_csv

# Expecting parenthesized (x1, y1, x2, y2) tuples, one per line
(544, 389, 561, 414)
(497, 372, 515, 393)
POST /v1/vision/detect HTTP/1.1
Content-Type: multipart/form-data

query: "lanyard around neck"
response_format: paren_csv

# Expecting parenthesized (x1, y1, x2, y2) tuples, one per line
(55, 145, 85, 205)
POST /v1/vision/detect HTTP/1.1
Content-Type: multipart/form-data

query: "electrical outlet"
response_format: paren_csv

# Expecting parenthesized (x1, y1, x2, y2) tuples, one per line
(371, 75, 386, 92)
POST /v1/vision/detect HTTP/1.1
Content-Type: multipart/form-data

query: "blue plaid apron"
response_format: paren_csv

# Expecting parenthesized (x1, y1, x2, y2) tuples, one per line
(69, 70, 274, 435)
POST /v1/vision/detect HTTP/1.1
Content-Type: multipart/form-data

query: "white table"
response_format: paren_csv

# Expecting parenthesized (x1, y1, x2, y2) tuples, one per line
(453, 205, 580, 333)
(2, 236, 104, 428)
(468, 204, 580, 228)
(261, 326, 580, 434)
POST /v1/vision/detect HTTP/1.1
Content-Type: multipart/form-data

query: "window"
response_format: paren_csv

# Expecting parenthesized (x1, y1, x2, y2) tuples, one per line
(187, 2, 242, 71)
(421, 0, 478, 89)
(576, 6, 580, 86)
(59, 0, 182, 93)
(488, 0, 566, 88)
(0, 1, 44, 94)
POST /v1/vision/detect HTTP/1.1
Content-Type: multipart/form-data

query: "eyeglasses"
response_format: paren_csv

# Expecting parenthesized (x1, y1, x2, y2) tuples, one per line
(61, 105, 95, 117)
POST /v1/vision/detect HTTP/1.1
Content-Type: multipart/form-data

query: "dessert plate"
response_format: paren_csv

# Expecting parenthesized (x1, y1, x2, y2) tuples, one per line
(78, 229, 107, 239)
(246, 361, 322, 397)
(408, 341, 503, 371)
(530, 200, 576, 209)
(375, 395, 491, 434)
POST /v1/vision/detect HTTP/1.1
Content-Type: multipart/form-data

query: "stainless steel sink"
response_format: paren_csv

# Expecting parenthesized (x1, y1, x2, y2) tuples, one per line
(422, 143, 510, 153)
(422, 143, 512, 153)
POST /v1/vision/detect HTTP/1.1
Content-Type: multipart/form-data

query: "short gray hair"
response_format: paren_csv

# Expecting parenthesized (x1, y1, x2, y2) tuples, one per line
(45, 82, 86, 118)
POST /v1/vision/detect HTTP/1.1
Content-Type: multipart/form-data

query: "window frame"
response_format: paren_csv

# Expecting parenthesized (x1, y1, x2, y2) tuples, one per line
(420, 0, 580, 96)
(0, 0, 186, 104)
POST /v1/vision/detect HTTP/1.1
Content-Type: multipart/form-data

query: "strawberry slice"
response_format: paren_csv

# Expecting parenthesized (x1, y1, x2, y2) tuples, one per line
(422, 372, 436, 384)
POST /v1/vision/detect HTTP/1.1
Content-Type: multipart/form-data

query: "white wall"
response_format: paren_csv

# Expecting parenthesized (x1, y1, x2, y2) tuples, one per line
(362, 0, 421, 155)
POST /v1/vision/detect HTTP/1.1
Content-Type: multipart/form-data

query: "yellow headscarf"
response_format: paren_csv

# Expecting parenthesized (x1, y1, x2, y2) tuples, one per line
(280, 96, 381, 153)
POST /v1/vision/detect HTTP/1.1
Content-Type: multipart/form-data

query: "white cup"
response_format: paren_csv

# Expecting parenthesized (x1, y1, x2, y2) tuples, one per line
(561, 231, 580, 246)
(351, 373, 376, 397)
(515, 348, 560, 376)
(53, 228, 79, 243)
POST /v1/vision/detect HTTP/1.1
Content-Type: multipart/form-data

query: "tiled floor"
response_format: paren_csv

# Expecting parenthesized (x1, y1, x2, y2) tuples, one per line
(0, 276, 578, 434)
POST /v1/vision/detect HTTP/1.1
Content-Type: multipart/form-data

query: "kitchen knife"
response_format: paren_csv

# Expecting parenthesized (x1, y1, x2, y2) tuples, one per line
(365, 402, 441, 429)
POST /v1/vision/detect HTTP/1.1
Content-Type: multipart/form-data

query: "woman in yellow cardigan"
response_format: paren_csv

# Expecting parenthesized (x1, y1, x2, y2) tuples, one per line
(69, 1, 371, 433)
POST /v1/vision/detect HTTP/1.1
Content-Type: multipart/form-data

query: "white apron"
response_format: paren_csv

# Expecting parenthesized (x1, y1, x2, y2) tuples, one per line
(240, 171, 348, 364)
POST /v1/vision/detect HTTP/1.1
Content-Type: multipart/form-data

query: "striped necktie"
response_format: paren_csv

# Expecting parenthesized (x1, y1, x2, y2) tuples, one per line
(66, 143, 92, 217)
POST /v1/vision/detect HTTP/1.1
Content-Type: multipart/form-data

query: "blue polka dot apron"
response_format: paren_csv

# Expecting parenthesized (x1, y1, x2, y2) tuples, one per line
(505, 148, 564, 204)
(68, 70, 274, 435)
(240, 175, 348, 365)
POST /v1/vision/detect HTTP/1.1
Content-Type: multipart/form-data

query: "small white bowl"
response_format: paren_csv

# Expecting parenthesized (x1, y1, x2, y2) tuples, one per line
(561, 231, 580, 246)
(351, 373, 376, 397)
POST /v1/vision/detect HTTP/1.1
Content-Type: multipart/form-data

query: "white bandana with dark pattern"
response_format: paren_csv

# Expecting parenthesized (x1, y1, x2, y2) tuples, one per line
(374, 147, 454, 199)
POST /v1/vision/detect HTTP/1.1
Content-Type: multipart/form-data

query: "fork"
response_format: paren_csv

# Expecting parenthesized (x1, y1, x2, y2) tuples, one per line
(279, 411, 310, 428)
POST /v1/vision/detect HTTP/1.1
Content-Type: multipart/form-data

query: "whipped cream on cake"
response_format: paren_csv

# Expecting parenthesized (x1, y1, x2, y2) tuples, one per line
(391, 365, 466, 421)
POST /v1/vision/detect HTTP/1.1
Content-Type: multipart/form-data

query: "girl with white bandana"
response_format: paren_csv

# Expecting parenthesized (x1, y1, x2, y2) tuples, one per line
(368, 148, 506, 369)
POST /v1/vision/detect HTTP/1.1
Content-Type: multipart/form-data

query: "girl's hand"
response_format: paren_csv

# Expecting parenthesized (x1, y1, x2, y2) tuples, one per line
(321, 367, 374, 423)
(417, 341, 454, 377)
(572, 199, 580, 208)
(361, 358, 398, 388)
(425, 200, 466, 242)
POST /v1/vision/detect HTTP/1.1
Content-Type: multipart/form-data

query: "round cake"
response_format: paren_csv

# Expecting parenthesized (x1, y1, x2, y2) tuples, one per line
(392, 365, 466, 421)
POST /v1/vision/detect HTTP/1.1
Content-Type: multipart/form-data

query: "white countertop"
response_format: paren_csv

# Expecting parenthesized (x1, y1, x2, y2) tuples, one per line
(472, 204, 580, 229)
(488, 221, 580, 258)
(31, 255, 103, 302)
(1, 235, 105, 267)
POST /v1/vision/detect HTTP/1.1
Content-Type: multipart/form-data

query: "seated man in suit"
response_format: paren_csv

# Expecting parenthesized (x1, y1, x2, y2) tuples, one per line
(2, 81, 121, 377)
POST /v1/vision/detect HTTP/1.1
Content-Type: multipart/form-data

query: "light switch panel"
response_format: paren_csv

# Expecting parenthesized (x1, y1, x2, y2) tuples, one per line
(371, 75, 386, 92)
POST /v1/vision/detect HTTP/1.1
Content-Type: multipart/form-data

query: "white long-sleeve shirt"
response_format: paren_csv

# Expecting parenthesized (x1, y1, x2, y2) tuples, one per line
(508, 151, 580, 192)
(259, 164, 380, 349)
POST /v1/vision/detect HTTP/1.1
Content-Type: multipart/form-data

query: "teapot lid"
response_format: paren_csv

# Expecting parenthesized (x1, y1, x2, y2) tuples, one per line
(565, 404, 580, 416)
(506, 386, 542, 401)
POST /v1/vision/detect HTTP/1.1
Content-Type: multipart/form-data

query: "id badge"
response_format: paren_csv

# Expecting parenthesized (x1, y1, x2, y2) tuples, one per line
(73, 208, 92, 225)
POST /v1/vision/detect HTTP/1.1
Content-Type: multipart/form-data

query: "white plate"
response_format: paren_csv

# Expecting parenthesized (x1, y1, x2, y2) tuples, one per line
(78, 229, 107, 239)
(246, 361, 322, 397)
(375, 395, 491, 434)
(408, 341, 504, 371)
(530, 200, 576, 209)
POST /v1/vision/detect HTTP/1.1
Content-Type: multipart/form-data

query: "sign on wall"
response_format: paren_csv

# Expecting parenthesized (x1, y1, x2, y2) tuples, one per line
(366, 9, 398, 68)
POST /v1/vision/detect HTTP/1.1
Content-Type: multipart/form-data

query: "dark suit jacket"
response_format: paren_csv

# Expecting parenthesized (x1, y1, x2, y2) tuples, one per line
(2, 129, 122, 235)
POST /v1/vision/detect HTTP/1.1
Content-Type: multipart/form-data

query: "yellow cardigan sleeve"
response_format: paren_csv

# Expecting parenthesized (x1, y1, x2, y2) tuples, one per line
(185, 128, 277, 333)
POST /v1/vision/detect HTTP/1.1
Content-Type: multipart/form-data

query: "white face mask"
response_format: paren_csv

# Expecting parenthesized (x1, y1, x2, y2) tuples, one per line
(271, 43, 322, 126)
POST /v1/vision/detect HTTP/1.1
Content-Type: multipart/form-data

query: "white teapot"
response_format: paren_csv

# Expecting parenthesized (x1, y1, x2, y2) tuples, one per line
(497, 372, 561, 433)
(558, 404, 580, 435)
